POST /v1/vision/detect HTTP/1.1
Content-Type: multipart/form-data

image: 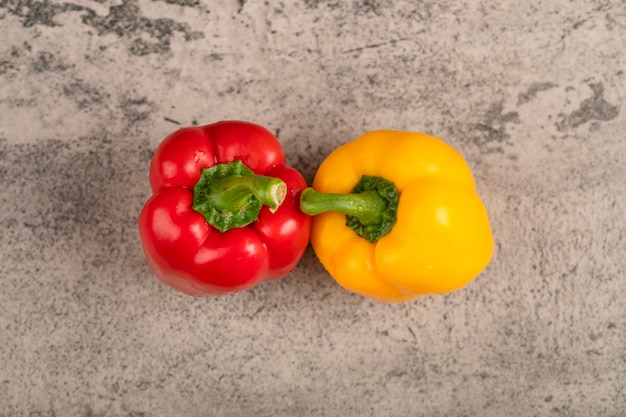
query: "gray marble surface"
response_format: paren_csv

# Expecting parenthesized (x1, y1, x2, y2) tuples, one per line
(1, 0, 625, 416)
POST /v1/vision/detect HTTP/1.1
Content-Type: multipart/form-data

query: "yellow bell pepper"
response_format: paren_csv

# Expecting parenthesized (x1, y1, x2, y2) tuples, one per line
(300, 130, 494, 302)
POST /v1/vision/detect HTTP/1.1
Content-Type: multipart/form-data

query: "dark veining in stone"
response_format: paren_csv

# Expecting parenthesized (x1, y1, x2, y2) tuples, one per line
(556, 82, 620, 131)
(0, 134, 151, 259)
(1, 0, 204, 55)
(342, 38, 411, 54)
(471, 101, 520, 154)
(63, 80, 110, 110)
(517, 82, 558, 106)
(237, 0, 246, 13)
(302, 0, 372, 12)
(0, 0, 84, 27)
(156, 0, 200, 6)
(164, 117, 181, 125)
(354, 0, 382, 15)
(81, 0, 204, 56)
(31, 51, 71, 73)
(0, 43, 72, 82)
(120, 96, 156, 124)
(302, 0, 325, 8)
(0, 60, 14, 74)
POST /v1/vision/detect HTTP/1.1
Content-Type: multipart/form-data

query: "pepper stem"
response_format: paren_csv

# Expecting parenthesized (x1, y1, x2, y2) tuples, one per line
(300, 189, 386, 226)
(193, 160, 287, 233)
(210, 174, 286, 214)
(300, 175, 399, 243)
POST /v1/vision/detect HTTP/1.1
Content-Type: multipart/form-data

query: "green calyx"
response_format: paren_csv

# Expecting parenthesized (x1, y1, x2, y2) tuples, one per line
(300, 175, 399, 243)
(192, 160, 287, 233)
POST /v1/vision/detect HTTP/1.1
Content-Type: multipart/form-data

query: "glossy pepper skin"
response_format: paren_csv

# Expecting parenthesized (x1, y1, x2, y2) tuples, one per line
(302, 130, 494, 302)
(138, 121, 311, 296)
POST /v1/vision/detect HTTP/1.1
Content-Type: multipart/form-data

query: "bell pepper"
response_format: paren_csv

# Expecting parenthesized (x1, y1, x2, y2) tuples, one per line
(300, 130, 494, 302)
(138, 120, 311, 296)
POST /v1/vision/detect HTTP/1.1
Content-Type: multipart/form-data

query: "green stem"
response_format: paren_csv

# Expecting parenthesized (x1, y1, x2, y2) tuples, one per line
(300, 188, 386, 226)
(299, 175, 399, 243)
(192, 160, 287, 233)
(209, 174, 286, 214)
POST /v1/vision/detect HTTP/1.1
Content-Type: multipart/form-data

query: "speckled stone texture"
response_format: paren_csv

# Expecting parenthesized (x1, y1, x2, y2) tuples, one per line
(1, 0, 625, 416)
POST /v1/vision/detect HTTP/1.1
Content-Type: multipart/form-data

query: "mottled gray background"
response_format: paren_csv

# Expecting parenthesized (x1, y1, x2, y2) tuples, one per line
(1, 0, 625, 416)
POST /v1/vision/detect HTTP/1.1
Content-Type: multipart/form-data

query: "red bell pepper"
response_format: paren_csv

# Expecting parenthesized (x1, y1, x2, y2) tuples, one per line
(138, 121, 311, 296)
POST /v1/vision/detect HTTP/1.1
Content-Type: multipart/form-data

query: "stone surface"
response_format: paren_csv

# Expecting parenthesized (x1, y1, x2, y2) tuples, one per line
(1, 0, 625, 416)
